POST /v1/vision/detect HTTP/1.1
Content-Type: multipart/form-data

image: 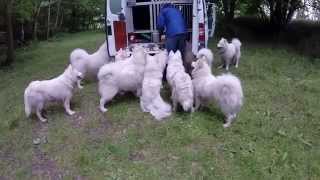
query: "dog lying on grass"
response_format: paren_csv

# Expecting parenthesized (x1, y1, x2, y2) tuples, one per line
(98, 46, 146, 112)
(192, 49, 243, 128)
(217, 38, 242, 70)
(140, 50, 172, 120)
(69, 41, 110, 88)
(166, 50, 194, 112)
(24, 65, 84, 122)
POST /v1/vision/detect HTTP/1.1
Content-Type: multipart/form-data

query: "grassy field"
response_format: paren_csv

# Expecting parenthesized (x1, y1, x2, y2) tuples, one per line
(0, 31, 319, 179)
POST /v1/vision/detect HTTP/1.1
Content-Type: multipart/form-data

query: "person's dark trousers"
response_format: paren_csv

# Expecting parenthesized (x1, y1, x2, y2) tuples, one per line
(165, 33, 186, 57)
(163, 33, 186, 81)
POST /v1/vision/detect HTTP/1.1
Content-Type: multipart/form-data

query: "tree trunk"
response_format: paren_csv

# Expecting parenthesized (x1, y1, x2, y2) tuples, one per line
(2, 0, 14, 66)
(33, 4, 41, 41)
(47, 0, 51, 39)
(54, 0, 62, 32)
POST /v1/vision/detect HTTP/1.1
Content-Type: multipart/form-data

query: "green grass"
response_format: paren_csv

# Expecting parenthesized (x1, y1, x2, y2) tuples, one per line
(0, 31, 319, 179)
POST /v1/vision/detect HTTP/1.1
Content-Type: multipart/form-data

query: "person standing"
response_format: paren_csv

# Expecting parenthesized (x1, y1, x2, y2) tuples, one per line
(157, 3, 187, 57)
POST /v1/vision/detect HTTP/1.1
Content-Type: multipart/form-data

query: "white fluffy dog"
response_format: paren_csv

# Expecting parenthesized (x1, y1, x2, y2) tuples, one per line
(69, 41, 110, 88)
(191, 56, 244, 128)
(24, 65, 84, 122)
(140, 50, 172, 120)
(166, 50, 194, 112)
(196, 48, 214, 67)
(98, 46, 146, 112)
(217, 38, 242, 70)
(115, 48, 131, 61)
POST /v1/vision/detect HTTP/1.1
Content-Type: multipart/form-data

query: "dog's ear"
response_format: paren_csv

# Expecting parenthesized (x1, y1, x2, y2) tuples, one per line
(169, 50, 174, 57)
(175, 50, 182, 58)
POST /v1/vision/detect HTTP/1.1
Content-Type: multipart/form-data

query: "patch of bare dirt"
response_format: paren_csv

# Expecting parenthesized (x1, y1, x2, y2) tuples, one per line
(32, 121, 63, 179)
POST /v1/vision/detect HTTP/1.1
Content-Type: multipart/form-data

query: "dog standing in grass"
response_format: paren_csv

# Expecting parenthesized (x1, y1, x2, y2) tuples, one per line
(69, 41, 110, 88)
(192, 49, 243, 128)
(217, 38, 242, 70)
(140, 50, 172, 120)
(166, 50, 194, 112)
(98, 46, 146, 112)
(24, 65, 84, 122)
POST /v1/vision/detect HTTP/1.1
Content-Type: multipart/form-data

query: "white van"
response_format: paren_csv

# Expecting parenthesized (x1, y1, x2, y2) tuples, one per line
(106, 0, 215, 56)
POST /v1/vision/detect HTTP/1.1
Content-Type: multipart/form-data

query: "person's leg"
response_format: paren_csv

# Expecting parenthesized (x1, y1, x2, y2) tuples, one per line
(165, 36, 178, 53)
(177, 34, 186, 59)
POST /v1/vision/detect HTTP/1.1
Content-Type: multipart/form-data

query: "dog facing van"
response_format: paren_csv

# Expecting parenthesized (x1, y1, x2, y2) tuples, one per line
(106, 0, 215, 56)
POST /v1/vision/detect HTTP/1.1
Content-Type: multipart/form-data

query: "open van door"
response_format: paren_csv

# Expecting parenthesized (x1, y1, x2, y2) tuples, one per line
(106, 0, 127, 56)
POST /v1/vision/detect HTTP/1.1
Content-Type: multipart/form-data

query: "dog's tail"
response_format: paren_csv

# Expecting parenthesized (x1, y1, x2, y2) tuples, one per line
(70, 48, 89, 65)
(97, 64, 113, 80)
(211, 74, 243, 115)
(24, 81, 39, 117)
(149, 96, 172, 120)
(232, 38, 241, 54)
(196, 48, 214, 67)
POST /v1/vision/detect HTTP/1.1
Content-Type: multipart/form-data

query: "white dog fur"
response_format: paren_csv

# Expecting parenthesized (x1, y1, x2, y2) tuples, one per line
(166, 50, 194, 112)
(191, 56, 243, 128)
(140, 50, 172, 120)
(69, 41, 110, 88)
(98, 45, 146, 112)
(24, 65, 84, 122)
(196, 48, 214, 67)
(115, 48, 131, 61)
(217, 38, 242, 70)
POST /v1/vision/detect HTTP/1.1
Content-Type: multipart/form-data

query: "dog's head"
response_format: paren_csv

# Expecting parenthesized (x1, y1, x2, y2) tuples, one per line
(115, 48, 131, 61)
(156, 49, 168, 69)
(217, 38, 228, 50)
(191, 58, 211, 78)
(168, 50, 183, 64)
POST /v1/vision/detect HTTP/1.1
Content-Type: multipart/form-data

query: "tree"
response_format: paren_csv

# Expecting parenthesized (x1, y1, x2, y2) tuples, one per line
(2, 0, 15, 66)
(266, 0, 302, 30)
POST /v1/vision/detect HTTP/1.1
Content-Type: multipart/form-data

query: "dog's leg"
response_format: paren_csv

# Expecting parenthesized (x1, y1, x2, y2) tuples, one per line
(225, 63, 229, 71)
(99, 87, 118, 113)
(77, 79, 84, 89)
(235, 57, 239, 68)
(223, 114, 236, 128)
(36, 104, 47, 122)
(135, 88, 142, 97)
(171, 89, 178, 112)
(194, 96, 201, 111)
(64, 97, 75, 115)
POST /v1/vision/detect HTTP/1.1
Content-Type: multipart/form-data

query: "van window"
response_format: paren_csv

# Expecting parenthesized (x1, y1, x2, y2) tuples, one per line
(110, 0, 122, 14)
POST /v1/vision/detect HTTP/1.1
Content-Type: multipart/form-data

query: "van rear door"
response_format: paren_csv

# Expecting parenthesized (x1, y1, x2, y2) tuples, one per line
(106, 0, 127, 56)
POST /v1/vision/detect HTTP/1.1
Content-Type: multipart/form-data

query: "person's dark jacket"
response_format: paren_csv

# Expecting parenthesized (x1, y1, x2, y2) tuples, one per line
(157, 3, 186, 38)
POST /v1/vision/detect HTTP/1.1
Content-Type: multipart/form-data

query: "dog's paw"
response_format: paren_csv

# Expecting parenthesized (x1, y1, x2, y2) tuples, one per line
(100, 107, 108, 113)
(223, 123, 231, 128)
(39, 118, 48, 123)
(67, 110, 76, 116)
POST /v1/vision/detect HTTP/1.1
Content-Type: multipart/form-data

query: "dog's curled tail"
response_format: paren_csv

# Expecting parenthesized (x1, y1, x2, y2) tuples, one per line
(196, 48, 214, 67)
(97, 64, 113, 80)
(70, 48, 89, 65)
(213, 74, 244, 115)
(232, 38, 241, 52)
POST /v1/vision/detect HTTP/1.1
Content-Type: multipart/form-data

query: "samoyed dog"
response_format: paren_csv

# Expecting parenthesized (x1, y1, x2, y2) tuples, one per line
(98, 46, 146, 112)
(166, 50, 194, 112)
(140, 50, 172, 120)
(196, 48, 214, 67)
(217, 38, 242, 70)
(24, 65, 84, 122)
(69, 41, 110, 88)
(191, 57, 243, 128)
(115, 48, 131, 61)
